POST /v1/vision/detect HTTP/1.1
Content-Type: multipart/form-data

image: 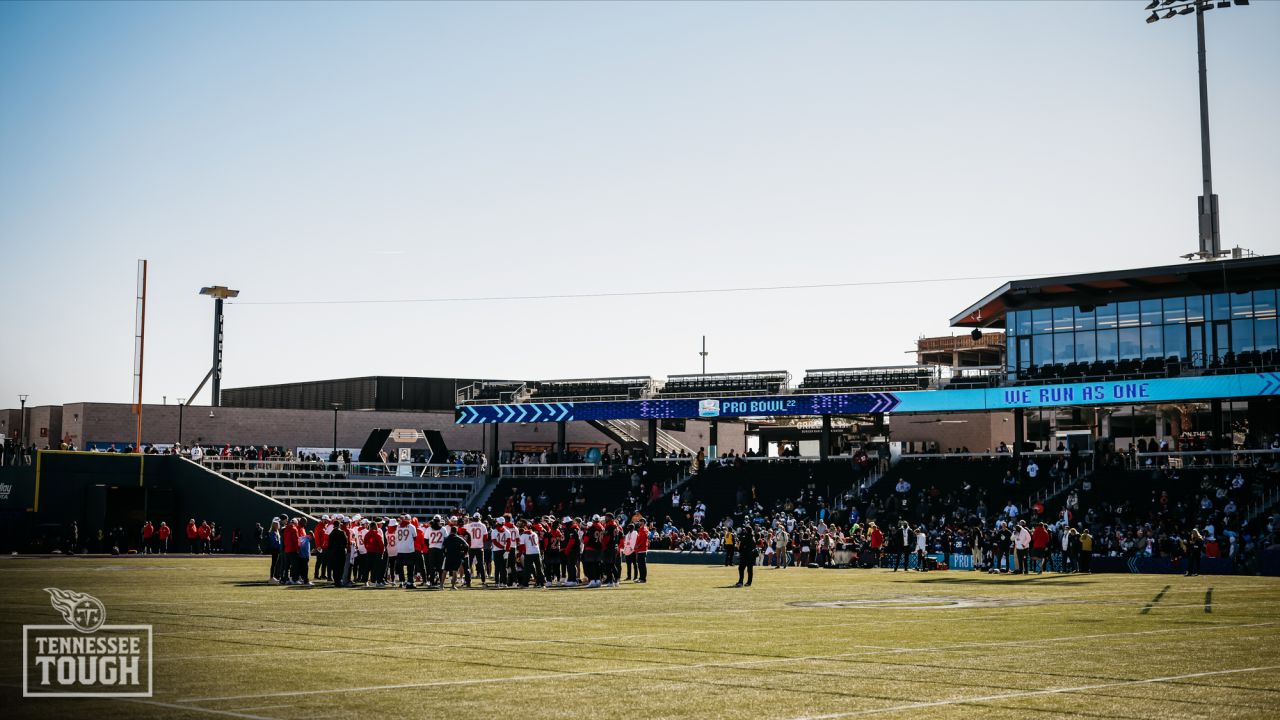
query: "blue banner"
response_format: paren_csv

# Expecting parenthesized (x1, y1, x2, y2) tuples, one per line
(456, 373, 1274, 424)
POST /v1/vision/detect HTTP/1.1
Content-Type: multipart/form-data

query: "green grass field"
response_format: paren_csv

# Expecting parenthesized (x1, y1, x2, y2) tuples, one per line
(2, 556, 1278, 719)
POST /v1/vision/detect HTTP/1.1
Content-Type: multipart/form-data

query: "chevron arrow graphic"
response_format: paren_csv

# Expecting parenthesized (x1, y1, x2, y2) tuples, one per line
(528, 405, 542, 422)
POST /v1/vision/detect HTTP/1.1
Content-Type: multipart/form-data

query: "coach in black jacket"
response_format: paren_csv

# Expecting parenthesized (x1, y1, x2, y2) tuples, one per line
(327, 519, 349, 586)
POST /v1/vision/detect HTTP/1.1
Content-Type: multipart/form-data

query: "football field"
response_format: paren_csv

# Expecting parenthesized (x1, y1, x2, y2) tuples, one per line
(2, 556, 1279, 719)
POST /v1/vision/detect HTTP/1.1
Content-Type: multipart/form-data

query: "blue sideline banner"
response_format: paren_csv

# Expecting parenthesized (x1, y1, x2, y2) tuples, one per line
(457, 373, 1277, 424)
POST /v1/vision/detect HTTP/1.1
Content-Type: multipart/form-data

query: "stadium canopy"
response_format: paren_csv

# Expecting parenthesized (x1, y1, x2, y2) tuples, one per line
(950, 255, 1280, 329)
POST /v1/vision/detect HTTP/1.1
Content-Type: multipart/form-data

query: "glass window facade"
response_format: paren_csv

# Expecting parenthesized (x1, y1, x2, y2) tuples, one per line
(1007, 288, 1280, 372)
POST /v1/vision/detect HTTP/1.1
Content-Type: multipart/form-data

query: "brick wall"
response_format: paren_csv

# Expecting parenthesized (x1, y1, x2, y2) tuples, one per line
(887, 411, 1015, 453)
(3, 401, 750, 457)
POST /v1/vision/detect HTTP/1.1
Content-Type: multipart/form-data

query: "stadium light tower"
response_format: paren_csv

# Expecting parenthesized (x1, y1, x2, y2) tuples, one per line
(199, 286, 239, 407)
(1145, 0, 1251, 260)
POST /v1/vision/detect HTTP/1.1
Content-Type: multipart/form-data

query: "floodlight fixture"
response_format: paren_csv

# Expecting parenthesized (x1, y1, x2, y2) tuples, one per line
(198, 285, 239, 407)
(1144, 0, 1251, 260)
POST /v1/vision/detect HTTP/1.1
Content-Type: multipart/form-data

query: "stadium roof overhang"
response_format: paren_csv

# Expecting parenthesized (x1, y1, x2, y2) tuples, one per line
(456, 373, 1278, 424)
(950, 255, 1280, 329)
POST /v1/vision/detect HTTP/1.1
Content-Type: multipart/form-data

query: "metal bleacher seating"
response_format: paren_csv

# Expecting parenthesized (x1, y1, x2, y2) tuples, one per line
(200, 459, 481, 518)
(798, 366, 932, 392)
(529, 377, 651, 402)
(658, 371, 790, 398)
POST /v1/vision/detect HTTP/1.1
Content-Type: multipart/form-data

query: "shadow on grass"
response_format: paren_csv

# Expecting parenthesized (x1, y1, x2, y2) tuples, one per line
(902, 576, 1095, 586)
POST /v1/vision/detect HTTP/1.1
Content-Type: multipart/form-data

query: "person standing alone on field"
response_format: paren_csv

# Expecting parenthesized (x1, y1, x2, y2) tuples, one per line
(1078, 527, 1093, 573)
(734, 523, 758, 587)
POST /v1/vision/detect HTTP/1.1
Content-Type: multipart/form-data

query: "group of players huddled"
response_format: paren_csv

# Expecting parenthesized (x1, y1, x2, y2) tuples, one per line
(265, 512, 650, 589)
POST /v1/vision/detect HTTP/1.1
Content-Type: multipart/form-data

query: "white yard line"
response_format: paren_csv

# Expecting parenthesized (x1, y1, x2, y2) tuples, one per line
(786, 664, 1280, 720)
(126, 698, 282, 720)
(175, 620, 1278, 704)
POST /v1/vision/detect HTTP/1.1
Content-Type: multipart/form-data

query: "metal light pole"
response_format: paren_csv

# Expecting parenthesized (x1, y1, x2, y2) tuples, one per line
(700, 336, 708, 375)
(177, 398, 186, 446)
(199, 286, 240, 407)
(1146, 0, 1251, 259)
(18, 394, 28, 463)
(331, 403, 341, 457)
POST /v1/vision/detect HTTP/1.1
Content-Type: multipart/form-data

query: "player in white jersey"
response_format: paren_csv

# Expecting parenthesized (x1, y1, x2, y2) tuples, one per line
(491, 522, 510, 587)
(353, 519, 369, 584)
(426, 516, 448, 588)
(391, 515, 419, 588)
(463, 513, 488, 586)
(517, 519, 545, 588)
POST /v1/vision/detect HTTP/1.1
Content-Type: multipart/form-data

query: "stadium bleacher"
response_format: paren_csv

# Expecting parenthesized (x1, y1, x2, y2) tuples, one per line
(658, 371, 790, 397)
(201, 459, 481, 518)
(798, 366, 932, 392)
(530, 377, 652, 401)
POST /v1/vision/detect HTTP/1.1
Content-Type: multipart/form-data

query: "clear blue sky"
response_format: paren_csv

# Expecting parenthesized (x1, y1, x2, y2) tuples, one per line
(2, 1, 1278, 407)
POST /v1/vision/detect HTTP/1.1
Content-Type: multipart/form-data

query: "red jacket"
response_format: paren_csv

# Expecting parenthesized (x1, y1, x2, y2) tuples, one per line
(158, 525, 171, 540)
(634, 526, 649, 552)
(282, 524, 300, 553)
(1031, 526, 1050, 550)
(142, 523, 154, 539)
(364, 528, 385, 554)
(186, 521, 198, 540)
(198, 523, 211, 540)
(870, 527, 884, 550)
(314, 522, 329, 550)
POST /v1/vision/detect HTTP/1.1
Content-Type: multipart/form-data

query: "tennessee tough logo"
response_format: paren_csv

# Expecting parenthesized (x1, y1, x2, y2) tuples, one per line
(44, 587, 106, 633)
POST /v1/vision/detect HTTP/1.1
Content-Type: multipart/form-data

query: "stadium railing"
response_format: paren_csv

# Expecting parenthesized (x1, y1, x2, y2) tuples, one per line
(499, 463, 604, 479)
(200, 458, 482, 479)
(1130, 449, 1280, 469)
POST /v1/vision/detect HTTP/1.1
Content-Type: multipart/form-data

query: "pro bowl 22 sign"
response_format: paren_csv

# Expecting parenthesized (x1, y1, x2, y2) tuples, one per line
(22, 588, 153, 697)
(456, 374, 1280, 424)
